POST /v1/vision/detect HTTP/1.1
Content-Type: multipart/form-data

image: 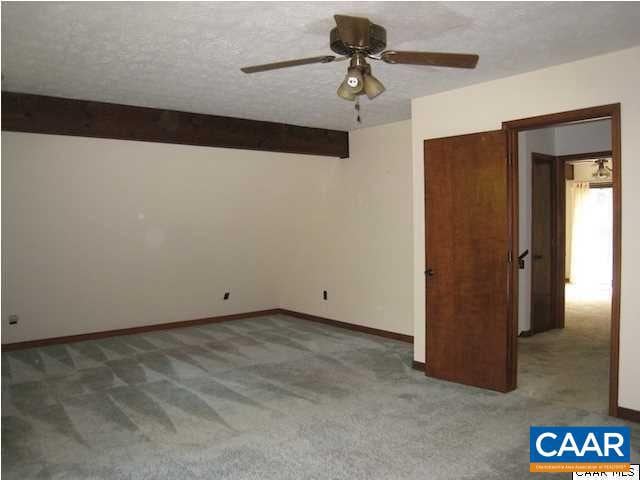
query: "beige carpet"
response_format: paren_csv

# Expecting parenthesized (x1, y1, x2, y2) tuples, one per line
(519, 283, 612, 415)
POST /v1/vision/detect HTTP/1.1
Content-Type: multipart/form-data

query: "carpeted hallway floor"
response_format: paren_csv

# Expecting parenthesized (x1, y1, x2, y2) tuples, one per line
(2, 312, 638, 479)
(518, 283, 612, 415)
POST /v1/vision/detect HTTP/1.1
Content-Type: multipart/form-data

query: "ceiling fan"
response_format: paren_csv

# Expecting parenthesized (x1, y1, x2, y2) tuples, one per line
(593, 158, 612, 179)
(241, 14, 479, 102)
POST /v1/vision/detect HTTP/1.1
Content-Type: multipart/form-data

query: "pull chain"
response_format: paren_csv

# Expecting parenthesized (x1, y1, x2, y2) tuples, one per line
(355, 97, 362, 124)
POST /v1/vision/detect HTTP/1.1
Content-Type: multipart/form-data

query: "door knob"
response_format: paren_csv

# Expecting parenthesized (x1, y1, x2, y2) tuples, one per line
(425, 269, 435, 277)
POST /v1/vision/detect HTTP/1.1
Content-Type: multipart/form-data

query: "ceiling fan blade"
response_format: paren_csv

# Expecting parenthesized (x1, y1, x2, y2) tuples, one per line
(334, 14, 371, 49)
(381, 51, 479, 69)
(241, 55, 336, 74)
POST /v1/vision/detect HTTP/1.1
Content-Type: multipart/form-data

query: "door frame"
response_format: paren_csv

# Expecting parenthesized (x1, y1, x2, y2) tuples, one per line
(558, 149, 613, 291)
(529, 149, 614, 331)
(530, 152, 560, 334)
(503, 104, 621, 418)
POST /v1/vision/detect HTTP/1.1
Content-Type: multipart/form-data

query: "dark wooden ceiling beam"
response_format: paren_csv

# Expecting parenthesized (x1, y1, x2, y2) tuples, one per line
(1, 91, 349, 158)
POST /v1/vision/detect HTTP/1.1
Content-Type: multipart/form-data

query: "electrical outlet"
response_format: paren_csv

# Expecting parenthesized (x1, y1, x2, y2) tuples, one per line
(323, 290, 328, 301)
(223, 292, 230, 300)
(9, 314, 19, 325)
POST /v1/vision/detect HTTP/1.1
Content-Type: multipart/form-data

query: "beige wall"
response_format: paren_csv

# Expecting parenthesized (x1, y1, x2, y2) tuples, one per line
(279, 120, 413, 335)
(1, 133, 294, 343)
(412, 46, 640, 410)
(2, 119, 413, 344)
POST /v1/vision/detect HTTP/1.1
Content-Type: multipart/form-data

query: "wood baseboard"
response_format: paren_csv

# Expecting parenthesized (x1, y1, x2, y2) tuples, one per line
(617, 406, 640, 423)
(1, 309, 280, 351)
(277, 309, 414, 343)
(412, 360, 425, 371)
(2, 308, 413, 350)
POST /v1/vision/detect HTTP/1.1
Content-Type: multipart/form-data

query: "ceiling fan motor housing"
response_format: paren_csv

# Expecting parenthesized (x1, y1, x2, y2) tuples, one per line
(330, 24, 387, 56)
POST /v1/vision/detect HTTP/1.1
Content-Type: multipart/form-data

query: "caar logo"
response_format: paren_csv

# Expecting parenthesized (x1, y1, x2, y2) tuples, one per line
(530, 426, 631, 473)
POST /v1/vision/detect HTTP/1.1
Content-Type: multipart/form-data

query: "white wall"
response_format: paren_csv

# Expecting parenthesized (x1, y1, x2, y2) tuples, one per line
(411, 46, 640, 410)
(279, 120, 414, 335)
(517, 128, 556, 333)
(1, 119, 413, 344)
(555, 119, 611, 156)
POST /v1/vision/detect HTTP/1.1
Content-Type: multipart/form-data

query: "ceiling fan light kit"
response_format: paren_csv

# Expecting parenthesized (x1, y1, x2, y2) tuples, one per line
(593, 158, 613, 179)
(363, 72, 385, 99)
(337, 53, 384, 101)
(241, 14, 479, 120)
(337, 77, 357, 101)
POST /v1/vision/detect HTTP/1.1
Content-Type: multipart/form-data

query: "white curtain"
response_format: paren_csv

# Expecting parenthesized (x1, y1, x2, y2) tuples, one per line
(569, 182, 613, 286)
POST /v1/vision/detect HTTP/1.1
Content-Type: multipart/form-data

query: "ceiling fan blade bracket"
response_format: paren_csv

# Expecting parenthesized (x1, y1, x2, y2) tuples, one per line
(380, 51, 398, 64)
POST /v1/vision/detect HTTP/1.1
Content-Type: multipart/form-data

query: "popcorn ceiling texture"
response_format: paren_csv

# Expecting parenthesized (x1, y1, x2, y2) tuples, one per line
(2, 2, 640, 131)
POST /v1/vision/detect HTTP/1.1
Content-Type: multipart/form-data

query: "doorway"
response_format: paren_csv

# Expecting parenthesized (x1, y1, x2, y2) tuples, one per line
(521, 138, 614, 414)
(564, 160, 613, 291)
(504, 105, 621, 417)
(421, 104, 621, 417)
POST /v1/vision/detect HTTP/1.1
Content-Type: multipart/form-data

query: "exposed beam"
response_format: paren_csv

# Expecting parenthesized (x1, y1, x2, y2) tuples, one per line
(1, 91, 349, 158)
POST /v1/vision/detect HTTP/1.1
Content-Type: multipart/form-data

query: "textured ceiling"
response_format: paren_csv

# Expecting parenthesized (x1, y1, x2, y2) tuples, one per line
(3, 2, 640, 131)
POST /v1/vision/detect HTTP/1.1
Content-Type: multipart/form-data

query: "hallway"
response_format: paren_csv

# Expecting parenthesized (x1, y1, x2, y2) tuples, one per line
(518, 283, 611, 415)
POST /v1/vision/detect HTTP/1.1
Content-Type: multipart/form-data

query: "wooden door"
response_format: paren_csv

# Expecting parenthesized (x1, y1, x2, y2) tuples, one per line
(424, 130, 515, 392)
(531, 153, 556, 334)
